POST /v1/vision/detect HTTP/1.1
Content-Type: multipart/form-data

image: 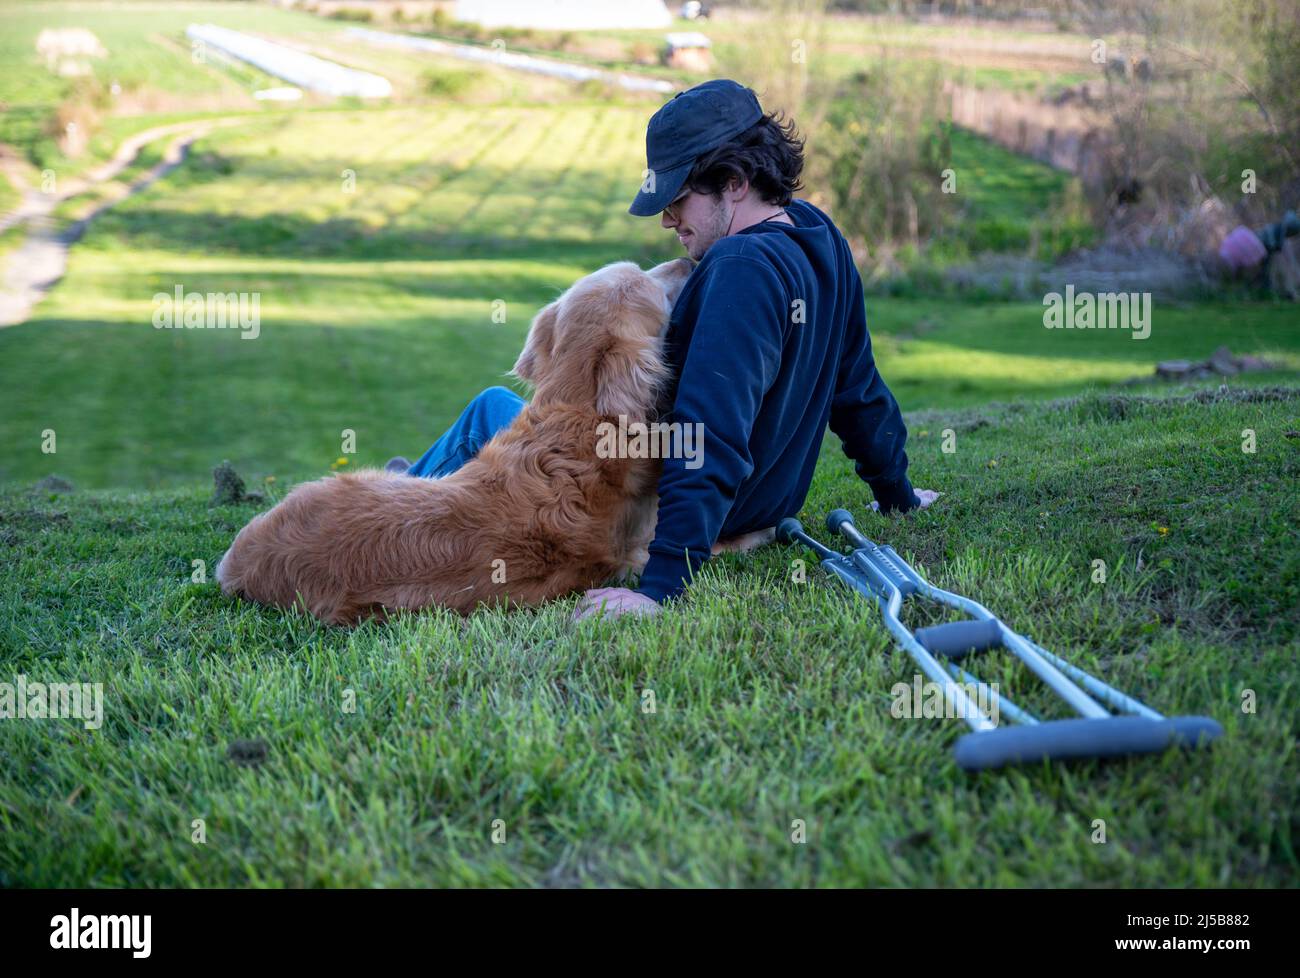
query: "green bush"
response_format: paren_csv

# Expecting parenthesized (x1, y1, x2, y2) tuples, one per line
(326, 7, 373, 23)
(420, 68, 483, 99)
(815, 66, 952, 255)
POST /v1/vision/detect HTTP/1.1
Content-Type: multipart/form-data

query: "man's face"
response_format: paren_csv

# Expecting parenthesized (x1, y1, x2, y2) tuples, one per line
(661, 188, 729, 261)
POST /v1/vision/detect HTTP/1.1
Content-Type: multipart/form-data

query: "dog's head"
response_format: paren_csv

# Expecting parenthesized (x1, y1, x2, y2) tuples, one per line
(511, 258, 693, 418)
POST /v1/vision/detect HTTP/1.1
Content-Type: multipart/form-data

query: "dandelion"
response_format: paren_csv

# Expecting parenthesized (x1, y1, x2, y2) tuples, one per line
(1157, 526, 1168, 536)
(986, 459, 998, 468)
(336, 457, 348, 466)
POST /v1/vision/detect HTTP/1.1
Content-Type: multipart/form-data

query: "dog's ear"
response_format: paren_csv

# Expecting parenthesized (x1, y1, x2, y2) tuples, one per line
(595, 336, 668, 418)
(512, 303, 558, 383)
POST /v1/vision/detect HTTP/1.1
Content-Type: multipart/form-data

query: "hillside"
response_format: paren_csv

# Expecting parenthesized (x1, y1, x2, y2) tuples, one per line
(3, 385, 1296, 886)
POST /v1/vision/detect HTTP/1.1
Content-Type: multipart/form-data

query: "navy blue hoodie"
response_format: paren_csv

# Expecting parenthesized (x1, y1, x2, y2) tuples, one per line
(635, 198, 916, 603)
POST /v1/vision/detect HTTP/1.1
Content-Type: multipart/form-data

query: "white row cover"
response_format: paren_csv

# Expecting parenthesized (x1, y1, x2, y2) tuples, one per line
(454, 0, 672, 30)
(346, 27, 674, 94)
(186, 24, 392, 98)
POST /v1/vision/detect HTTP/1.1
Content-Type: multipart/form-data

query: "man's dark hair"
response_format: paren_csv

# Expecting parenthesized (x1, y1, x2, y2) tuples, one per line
(684, 112, 805, 206)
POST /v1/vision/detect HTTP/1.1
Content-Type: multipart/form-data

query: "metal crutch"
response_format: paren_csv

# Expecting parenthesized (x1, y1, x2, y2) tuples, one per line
(777, 510, 1223, 771)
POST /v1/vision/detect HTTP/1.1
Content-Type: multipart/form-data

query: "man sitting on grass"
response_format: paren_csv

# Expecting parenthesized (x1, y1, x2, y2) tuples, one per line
(391, 79, 936, 620)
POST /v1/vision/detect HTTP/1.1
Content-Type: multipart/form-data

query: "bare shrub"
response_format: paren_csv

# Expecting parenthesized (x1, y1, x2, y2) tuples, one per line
(814, 63, 952, 267)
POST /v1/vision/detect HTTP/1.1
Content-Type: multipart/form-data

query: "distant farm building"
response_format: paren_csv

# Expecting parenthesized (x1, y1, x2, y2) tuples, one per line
(36, 28, 107, 77)
(664, 32, 712, 72)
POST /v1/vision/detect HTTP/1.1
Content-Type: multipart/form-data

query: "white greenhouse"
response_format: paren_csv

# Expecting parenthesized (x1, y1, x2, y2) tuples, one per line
(185, 24, 392, 98)
(452, 0, 673, 30)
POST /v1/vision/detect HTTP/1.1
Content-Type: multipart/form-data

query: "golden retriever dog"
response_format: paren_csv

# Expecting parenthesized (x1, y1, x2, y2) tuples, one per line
(217, 258, 699, 625)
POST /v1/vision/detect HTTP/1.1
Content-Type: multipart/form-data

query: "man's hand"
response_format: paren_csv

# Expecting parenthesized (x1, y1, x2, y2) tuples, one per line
(870, 489, 942, 513)
(573, 587, 663, 622)
(913, 488, 941, 509)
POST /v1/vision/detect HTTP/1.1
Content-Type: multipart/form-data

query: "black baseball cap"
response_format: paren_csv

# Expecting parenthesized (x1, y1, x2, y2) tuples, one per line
(628, 79, 764, 217)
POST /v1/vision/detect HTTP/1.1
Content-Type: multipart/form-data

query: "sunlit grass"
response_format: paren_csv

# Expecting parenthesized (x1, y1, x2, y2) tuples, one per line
(4, 102, 1298, 485)
(2, 386, 1295, 886)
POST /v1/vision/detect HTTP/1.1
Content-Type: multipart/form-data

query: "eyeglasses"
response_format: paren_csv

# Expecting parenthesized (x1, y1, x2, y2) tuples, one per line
(663, 189, 692, 219)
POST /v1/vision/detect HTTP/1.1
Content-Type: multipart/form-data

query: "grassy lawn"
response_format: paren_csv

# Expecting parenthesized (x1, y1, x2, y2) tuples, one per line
(868, 297, 1300, 410)
(0, 104, 670, 489)
(3, 384, 1295, 886)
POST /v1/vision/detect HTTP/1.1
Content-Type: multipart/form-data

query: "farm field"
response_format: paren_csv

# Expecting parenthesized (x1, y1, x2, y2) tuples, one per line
(422, 11, 1098, 93)
(0, 0, 1098, 187)
(0, 0, 607, 187)
(0, 0, 322, 171)
(3, 103, 1297, 489)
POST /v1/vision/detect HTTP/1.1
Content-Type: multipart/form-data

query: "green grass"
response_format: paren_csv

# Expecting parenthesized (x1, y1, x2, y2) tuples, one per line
(2, 385, 1296, 886)
(934, 126, 1096, 264)
(2, 16, 1297, 887)
(865, 297, 1300, 410)
(0, 104, 672, 489)
(4, 103, 1297, 488)
(0, 0, 337, 171)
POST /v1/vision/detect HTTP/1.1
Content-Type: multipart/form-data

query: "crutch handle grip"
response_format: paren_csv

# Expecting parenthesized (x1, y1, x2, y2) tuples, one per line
(954, 715, 1223, 771)
(915, 619, 1003, 658)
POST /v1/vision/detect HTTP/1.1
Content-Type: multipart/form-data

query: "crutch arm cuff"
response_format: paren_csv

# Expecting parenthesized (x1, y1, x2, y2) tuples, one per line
(954, 715, 1224, 771)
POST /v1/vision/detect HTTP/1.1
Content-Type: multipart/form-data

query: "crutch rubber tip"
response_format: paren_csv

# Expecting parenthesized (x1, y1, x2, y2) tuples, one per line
(1167, 716, 1224, 747)
(915, 619, 1004, 659)
(826, 508, 855, 535)
(776, 518, 804, 545)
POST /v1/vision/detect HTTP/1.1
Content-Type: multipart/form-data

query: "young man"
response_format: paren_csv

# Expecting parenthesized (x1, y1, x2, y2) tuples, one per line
(393, 79, 934, 621)
(573, 79, 935, 621)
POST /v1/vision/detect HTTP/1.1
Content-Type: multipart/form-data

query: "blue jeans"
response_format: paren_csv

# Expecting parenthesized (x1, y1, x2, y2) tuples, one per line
(406, 386, 527, 478)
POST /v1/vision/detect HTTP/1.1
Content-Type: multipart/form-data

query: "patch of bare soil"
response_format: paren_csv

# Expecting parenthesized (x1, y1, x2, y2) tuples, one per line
(0, 118, 245, 328)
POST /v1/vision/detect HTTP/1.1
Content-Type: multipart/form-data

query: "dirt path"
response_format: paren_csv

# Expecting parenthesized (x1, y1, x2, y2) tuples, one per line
(0, 117, 246, 328)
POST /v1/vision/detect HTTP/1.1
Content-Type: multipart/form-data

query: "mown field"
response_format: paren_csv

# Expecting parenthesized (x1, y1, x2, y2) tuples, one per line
(3, 103, 1296, 488)
(0, 0, 600, 191)
(2, 2, 1298, 888)
(0, 104, 671, 488)
(0, 0, 1098, 189)
(415, 10, 1097, 93)
(0, 0, 314, 170)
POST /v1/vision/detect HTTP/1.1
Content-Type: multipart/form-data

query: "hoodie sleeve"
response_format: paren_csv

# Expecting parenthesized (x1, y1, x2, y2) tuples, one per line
(828, 270, 918, 513)
(635, 255, 789, 603)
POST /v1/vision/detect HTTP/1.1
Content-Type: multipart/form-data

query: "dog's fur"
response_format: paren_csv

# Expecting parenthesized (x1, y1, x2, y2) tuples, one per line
(217, 259, 702, 625)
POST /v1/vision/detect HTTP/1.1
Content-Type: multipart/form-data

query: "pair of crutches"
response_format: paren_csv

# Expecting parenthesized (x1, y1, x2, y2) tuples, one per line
(777, 510, 1223, 771)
